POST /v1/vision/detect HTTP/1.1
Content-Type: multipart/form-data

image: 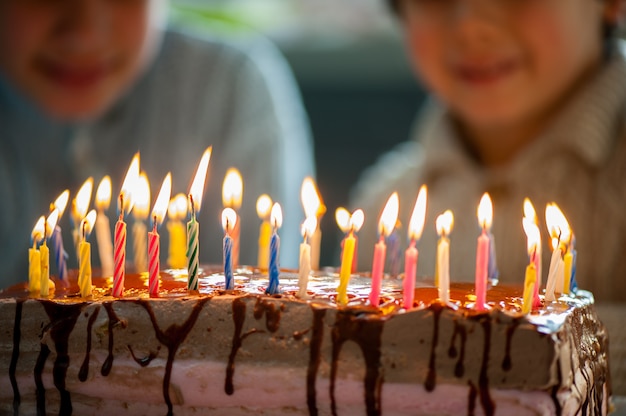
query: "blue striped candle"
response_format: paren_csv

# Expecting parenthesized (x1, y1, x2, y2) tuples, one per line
(266, 231, 280, 295)
(51, 225, 68, 281)
(224, 234, 233, 290)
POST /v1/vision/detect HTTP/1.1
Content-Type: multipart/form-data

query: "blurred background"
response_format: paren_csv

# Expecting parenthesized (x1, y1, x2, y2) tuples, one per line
(170, 0, 427, 267)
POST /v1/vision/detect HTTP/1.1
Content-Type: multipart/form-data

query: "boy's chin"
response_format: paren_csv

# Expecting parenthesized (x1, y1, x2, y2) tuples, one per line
(38, 94, 118, 122)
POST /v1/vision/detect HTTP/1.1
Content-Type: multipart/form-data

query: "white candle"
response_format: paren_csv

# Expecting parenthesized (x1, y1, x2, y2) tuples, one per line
(436, 211, 454, 303)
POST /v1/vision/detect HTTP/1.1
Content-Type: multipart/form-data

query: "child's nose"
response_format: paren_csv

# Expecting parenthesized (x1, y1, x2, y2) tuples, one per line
(54, 0, 110, 54)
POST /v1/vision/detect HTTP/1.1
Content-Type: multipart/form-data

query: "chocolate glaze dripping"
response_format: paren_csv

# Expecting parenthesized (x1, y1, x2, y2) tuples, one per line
(253, 297, 284, 332)
(34, 344, 51, 416)
(477, 318, 494, 416)
(37, 301, 85, 415)
(425, 303, 444, 391)
(306, 308, 326, 416)
(128, 345, 159, 367)
(9, 300, 24, 415)
(448, 319, 467, 378)
(135, 298, 210, 416)
(467, 381, 477, 416)
(79, 306, 101, 382)
(226, 297, 246, 395)
(101, 302, 121, 377)
(330, 310, 385, 416)
(501, 318, 520, 371)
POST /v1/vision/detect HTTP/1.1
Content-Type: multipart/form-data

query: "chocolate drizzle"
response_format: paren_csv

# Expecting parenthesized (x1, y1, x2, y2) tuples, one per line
(467, 381, 477, 416)
(448, 319, 467, 378)
(226, 297, 247, 395)
(425, 303, 443, 391)
(135, 298, 210, 416)
(9, 300, 24, 415)
(501, 318, 520, 371)
(79, 306, 101, 382)
(34, 344, 50, 415)
(253, 297, 283, 332)
(39, 301, 85, 415)
(101, 302, 120, 377)
(477, 318, 494, 416)
(330, 310, 384, 416)
(306, 308, 326, 416)
(128, 345, 158, 367)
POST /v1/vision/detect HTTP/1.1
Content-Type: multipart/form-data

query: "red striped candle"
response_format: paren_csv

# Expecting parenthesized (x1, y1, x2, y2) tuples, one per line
(148, 225, 159, 297)
(113, 214, 126, 298)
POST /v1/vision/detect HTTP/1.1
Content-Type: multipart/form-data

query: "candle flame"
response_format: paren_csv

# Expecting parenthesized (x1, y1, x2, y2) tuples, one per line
(96, 176, 112, 211)
(168, 193, 188, 221)
(81, 209, 97, 238)
(301, 177, 324, 219)
(351, 209, 365, 232)
(379, 192, 399, 237)
(119, 153, 140, 216)
(222, 208, 238, 233)
(152, 173, 172, 228)
(222, 168, 243, 210)
(256, 194, 273, 220)
(133, 172, 151, 220)
(408, 185, 428, 241)
(545, 203, 571, 250)
(52, 190, 69, 219)
(74, 177, 94, 222)
(335, 208, 350, 233)
(270, 203, 283, 229)
(523, 198, 537, 224)
(477, 192, 493, 230)
(188, 147, 212, 214)
(436, 210, 454, 237)
(522, 217, 541, 256)
(301, 216, 317, 238)
(31, 216, 45, 244)
(46, 209, 59, 238)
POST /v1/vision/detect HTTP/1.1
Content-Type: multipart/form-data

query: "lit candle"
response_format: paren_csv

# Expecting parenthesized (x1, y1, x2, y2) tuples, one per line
(298, 216, 317, 298)
(266, 203, 283, 295)
(336, 208, 364, 305)
(146, 174, 171, 297)
(71, 178, 93, 261)
(475, 193, 492, 311)
(523, 199, 542, 308)
(569, 235, 578, 293)
(114, 153, 139, 298)
(256, 195, 272, 270)
(40, 210, 59, 297)
(78, 210, 97, 298)
(522, 216, 541, 314)
(562, 232, 574, 296)
(544, 203, 570, 302)
(222, 168, 243, 268)
(301, 178, 325, 270)
(370, 192, 399, 307)
(132, 172, 150, 273)
(29, 217, 45, 293)
(95, 177, 114, 277)
(222, 207, 237, 290)
(50, 190, 69, 283)
(167, 194, 188, 269)
(436, 210, 454, 303)
(187, 147, 212, 292)
(404, 185, 427, 309)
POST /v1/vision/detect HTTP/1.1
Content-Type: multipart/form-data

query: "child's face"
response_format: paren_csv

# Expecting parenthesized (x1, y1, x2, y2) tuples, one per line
(399, 0, 610, 130)
(0, 0, 166, 120)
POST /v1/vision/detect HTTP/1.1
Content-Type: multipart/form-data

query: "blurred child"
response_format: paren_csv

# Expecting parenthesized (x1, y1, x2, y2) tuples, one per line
(0, 0, 314, 288)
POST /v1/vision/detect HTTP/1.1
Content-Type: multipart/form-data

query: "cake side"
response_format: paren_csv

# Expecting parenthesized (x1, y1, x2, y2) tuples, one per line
(0, 269, 610, 416)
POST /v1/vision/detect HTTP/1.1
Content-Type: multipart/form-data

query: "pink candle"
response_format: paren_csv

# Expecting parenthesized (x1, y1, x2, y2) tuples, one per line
(404, 185, 427, 309)
(369, 193, 399, 307)
(369, 236, 386, 306)
(403, 240, 418, 308)
(148, 223, 159, 297)
(475, 193, 492, 310)
(113, 207, 126, 298)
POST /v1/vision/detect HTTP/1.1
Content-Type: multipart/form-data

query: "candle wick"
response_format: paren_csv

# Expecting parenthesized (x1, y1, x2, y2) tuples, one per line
(189, 194, 196, 219)
(119, 194, 124, 220)
(82, 221, 87, 240)
(153, 215, 158, 233)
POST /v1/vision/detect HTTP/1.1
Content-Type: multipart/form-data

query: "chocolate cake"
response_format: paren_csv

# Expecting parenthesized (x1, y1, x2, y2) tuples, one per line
(0, 268, 610, 415)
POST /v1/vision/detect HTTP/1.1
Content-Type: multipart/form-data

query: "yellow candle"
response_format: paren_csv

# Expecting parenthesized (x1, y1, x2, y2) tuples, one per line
(78, 210, 97, 297)
(28, 216, 45, 293)
(522, 262, 536, 314)
(337, 231, 355, 305)
(256, 195, 273, 270)
(563, 249, 573, 295)
(167, 194, 188, 269)
(40, 241, 50, 297)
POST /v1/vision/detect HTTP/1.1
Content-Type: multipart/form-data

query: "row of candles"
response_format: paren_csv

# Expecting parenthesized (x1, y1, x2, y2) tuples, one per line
(27, 148, 576, 314)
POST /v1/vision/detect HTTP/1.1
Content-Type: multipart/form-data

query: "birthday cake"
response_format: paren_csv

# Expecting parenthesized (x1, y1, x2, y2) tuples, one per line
(0, 267, 610, 416)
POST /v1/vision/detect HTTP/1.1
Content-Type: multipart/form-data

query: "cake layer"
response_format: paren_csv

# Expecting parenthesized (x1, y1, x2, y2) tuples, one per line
(0, 268, 610, 415)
